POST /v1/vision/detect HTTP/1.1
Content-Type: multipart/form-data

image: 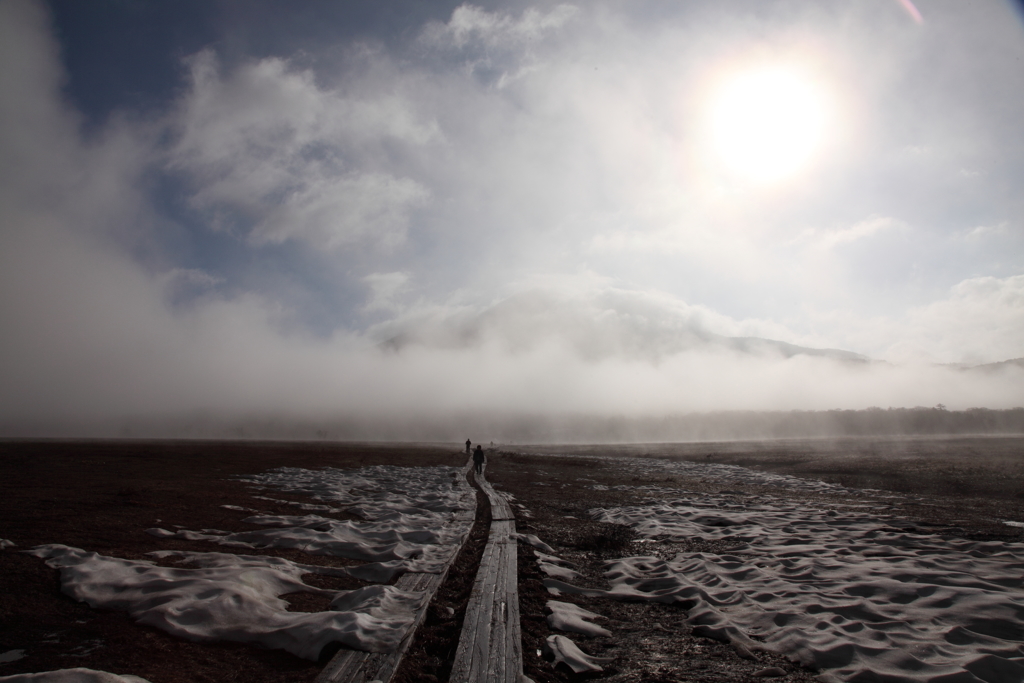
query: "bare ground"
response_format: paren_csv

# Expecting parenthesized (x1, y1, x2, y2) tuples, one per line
(0, 439, 467, 683)
(2, 437, 1022, 683)
(485, 436, 1024, 683)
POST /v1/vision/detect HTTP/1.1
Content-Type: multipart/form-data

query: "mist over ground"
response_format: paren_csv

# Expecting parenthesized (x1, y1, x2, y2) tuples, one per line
(2, 0, 1023, 438)
(6, 408, 1023, 444)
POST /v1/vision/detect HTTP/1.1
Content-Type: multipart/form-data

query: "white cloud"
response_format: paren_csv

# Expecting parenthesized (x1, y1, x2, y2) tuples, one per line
(800, 274, 1024, 366)
(250, 172, 428, 249)
(2, 0, 1024, 438)
(886, 275, 1024, 365)
(419, 4, 578, 87)
(421, 4, 578, 50)
(963, 222, 1009, 241)
(795, 215, 908, 251)
(371, 283, 847, 363)
(169, 49, 434, 249)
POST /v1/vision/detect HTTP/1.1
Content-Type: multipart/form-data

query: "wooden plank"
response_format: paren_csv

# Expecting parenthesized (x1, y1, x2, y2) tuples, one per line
(316, 459, 476, 683)
(503, 541, 521, 683)
(468, 542, 501, 680)
(489, 519, 515, 544)
(316, 570, 449, 683)
(451, 536, 497, 680)
(450, 465, 524, 683)
(491, 541, 509, 683)
(316, 649, 372, 683)
(371, 572, 442, 683)
(477, 474, 515, 521)
(458, 542, 497, 641)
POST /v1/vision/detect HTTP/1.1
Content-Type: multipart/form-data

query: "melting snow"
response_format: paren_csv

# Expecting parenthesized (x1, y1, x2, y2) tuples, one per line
(546, 601, 610, 638)
(29, 545, 423, 660)
(22, 464, 474, 662)
(535, 551, 581, 582)
(543, 635, 614, 673)
(151, 466, 473, 575)
(512, 533, 555, 554)
(543, 483, 1024, 683)
(0, 669, 151, 682)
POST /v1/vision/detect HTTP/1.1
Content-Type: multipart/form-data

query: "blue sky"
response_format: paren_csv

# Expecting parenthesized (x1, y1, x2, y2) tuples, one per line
(2, 0, 1024, 432)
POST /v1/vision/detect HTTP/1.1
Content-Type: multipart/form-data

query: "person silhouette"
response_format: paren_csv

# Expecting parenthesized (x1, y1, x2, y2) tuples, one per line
(465, 439, 472, 454)
(473, 444, 485, 474)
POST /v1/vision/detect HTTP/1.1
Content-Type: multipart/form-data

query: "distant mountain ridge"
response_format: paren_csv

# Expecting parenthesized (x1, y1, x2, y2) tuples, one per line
(376, 290, 874, 363)
(960, 357, 1024, 372)
(723, 336, 869, 363)
(373, 289, 1020, 368)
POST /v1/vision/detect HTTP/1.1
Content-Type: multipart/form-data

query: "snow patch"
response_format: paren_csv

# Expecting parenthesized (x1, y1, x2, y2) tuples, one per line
(535, 550, 580, 581)
(28, 544, 423, 659)
(543, 635, 614, 673)
(512, 533, 555, 554)
(0, 668, 150, 683)
(546, 494, 1024, 682)
(159, 466, 473, 575)
(546, 600, 610, 638)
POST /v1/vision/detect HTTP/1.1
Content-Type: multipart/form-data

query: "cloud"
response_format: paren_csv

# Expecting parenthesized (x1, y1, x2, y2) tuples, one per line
(419, 3, 579, 86)
(1, 0, 1023, 438)
(885, 275, 1024, 365)
(168, 49, 434, 249)
(363, 272, 411, 312)
(371, 282, 832, 362)
(963, 222, 1009, 242)
(796, 215, 908, 251)
(249, 172, 429, 249)
(423, 3, 578, 49)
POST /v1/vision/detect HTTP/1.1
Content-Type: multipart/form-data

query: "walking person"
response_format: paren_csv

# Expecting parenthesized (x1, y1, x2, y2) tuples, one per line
(465, 438, 472, 454)
(473, 444, 485, 474)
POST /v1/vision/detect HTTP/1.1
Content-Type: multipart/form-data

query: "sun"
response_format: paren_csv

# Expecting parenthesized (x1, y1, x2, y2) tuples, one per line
(705, 66, 827, 184)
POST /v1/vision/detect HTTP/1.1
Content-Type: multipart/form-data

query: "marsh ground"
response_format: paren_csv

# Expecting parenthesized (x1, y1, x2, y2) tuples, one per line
(486, 436, 1024, 683)
(1, 436, 1022, 683)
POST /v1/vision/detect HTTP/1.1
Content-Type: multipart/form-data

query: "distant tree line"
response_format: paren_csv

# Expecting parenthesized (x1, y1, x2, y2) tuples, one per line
(660, 406, 1024, 440)
(18, 406, 1022, 442)
(479, 407, 1024, 443)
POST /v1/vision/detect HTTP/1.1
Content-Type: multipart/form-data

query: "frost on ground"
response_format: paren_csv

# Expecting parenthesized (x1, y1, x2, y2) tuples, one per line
(24, 465, 473, 662)
(542, 456, 1024, 683)
(0, 668, 150, 682)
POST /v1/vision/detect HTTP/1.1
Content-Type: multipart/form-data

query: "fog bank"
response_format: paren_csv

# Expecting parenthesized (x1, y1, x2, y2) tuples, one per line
(5, 407, 1023, 444)
(2, 1, 1024, 439)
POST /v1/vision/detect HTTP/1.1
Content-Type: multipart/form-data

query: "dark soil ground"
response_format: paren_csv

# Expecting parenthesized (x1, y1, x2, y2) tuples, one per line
(0, 439, 468, 683)
(2, 436, 1023, 683)
(485, 436, 1024, 683)
(392, 469, 491, 683)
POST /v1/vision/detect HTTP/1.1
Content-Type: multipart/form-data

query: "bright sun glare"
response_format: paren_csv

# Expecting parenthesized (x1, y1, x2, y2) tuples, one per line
(707, 67, 826, 184)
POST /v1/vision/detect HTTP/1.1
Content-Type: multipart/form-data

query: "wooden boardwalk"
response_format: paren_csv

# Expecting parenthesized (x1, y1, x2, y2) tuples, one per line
(316, 461, 476, 683)
(449, 462, 523, 683)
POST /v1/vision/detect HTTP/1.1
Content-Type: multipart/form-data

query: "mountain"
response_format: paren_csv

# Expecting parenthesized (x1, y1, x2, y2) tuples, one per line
(375, 289, 871, 363)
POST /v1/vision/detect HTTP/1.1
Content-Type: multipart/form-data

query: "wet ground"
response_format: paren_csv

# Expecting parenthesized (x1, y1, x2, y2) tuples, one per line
(2, 437, 1022, 683)
(486, 436, 1024, 683)
(0, 439, 466, 683)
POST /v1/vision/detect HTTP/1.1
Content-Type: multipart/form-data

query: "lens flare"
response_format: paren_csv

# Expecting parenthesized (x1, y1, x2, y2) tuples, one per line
(896, 0, 924, 24)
